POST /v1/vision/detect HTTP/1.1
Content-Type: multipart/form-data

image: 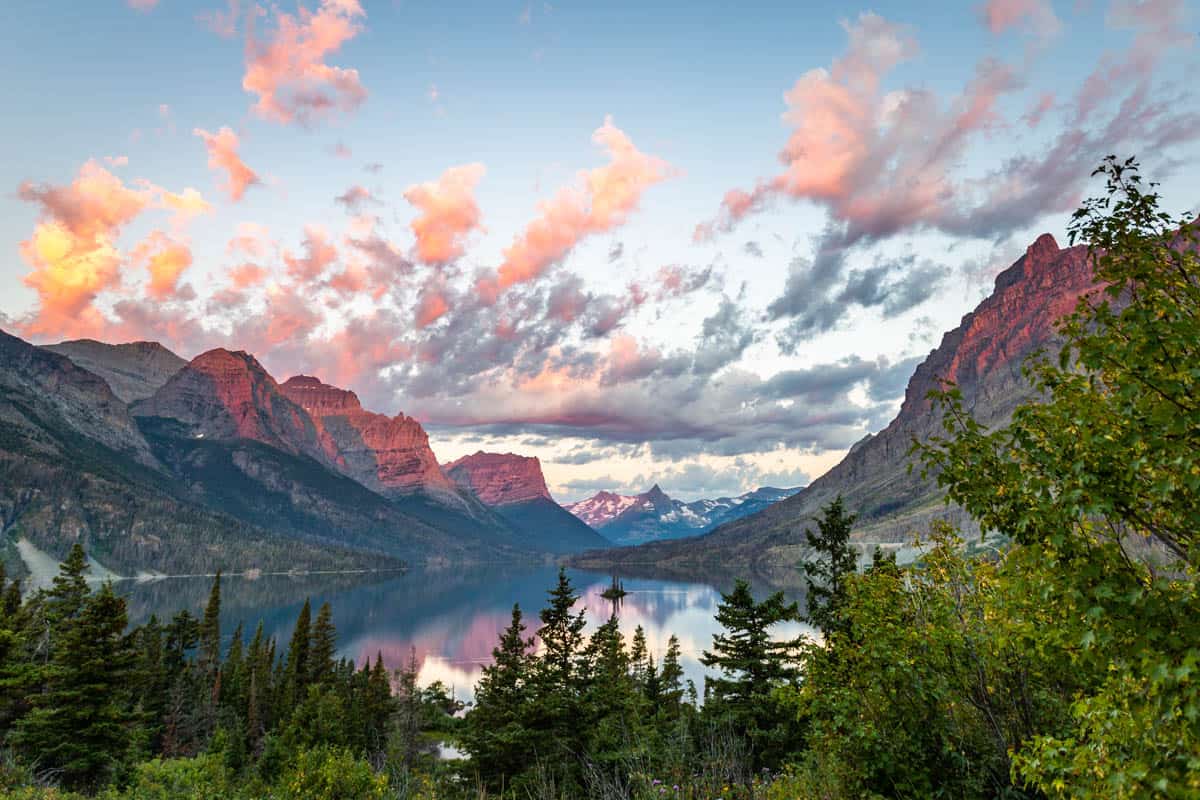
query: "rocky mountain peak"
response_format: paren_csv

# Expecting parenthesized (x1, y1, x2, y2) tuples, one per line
(43, 338, 186, 403)
(278, 375, 455, 496)
(443, 451, 552, 506)
(281, 375, 363, 415)
(133, 348, 334, 464)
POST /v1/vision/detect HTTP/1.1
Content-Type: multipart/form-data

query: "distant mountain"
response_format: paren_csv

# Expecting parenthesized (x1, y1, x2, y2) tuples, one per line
(43, 339, 186, 403)
(566, 485, 802, 545)
(444, 452, 609, 554)
(0, 329, 385, 576)
(579, 232, 1101, 576)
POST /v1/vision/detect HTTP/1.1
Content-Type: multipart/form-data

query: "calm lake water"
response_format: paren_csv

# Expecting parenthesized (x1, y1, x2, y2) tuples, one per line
(116, 565, 813, 704)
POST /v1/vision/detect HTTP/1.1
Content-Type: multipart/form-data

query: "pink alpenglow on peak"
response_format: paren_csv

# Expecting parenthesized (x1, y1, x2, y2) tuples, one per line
(280, 374, 455, 496)
(133, 348, 337, 465)
(443, 451, 553, 507)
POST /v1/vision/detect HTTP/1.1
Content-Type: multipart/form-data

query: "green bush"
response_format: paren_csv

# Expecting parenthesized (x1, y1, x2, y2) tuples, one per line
(267, 747, 389, 800)
(97, 755, 231, 800)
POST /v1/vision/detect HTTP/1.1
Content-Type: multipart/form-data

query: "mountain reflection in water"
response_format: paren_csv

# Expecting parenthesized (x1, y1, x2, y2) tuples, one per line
(117, 565, 814, 704)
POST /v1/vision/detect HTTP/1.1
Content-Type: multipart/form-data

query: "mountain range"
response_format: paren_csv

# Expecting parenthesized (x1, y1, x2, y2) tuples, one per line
(565, 485, 802, 545)
(3, 229, 1111, 580)
(0, 333, 606, 576)
(576, 232, 1103, 578)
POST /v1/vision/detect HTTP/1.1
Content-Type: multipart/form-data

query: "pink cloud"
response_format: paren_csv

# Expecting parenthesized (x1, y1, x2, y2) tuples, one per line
(488, 117, 671, 294)
(284, 224, 337, 282)
(698, 13, 1023, 243)
(1074, 0, 1193, 123)
(414, 286, 451, 328)
(128, 0, 159, 11)
(980, 0, 1061, 38)
(403, 163, 486, 265)
(227, 222, 272, 257)
(1021, 91, 1055, 127)
(16, 161, 153, 337)
(14, 161, 216, 340)
(243, 0, 368, 125)
(228, 262, 269, 289)
(334, 184, 377, 212)
(132, 231, 194, 300)
(194, 126, 261, 201)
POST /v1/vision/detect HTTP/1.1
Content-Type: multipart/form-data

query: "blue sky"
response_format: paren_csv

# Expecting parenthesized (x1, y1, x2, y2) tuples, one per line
(2, 0, 1197, 501)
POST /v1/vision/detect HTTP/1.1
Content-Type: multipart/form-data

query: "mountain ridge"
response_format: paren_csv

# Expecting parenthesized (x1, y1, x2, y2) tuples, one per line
(567, 484, 802, 545)
(577, 231, 1102, 575)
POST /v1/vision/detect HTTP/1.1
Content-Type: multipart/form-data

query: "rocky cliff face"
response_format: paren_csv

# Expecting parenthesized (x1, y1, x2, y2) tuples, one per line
(0, 328, 155, 466)
(583, 232, 1101, 574)
(133, 350, 335, 466)
(442, 452, 552, 506)
(441, 450, 608, 553)
(280, 375, 456, 497)
(43, 339, 186, 403)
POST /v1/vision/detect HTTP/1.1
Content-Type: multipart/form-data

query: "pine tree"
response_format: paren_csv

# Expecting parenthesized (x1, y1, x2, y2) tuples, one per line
(581, 614, 642, 771)
(224, 621, 246, 703)
(393, 647, 422, 769)
(629, 624, 650, 684)
(700, 579, 803, 769)
(285, 599, 312, 710)
(801, 495, 859, 634)
(463, 604, 535, 788)
(535, 568, 586, 691)
(308, 602, 337, 686)
(13, 582, 135, 790)
(658, 635, 685, 715)
(365, 652, 393, 759)
(199, 572, 222, 675)
(245, 622, 269, 752)
(131, 615, 168, 754)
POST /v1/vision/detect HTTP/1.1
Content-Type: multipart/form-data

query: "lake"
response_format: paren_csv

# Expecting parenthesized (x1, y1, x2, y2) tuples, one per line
(116, 565, 814, 704)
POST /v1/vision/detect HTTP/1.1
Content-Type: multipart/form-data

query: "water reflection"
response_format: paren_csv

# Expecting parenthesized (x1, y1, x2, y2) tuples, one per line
(117, 566, 815, 704)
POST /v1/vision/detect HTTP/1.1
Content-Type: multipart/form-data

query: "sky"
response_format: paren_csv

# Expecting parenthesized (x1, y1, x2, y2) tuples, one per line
(1, 0, 1198, 503)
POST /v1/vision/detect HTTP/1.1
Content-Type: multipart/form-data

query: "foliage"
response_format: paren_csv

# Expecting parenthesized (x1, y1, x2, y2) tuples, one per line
(800, 495, 858, 634)
(917, 156, 1200, 798)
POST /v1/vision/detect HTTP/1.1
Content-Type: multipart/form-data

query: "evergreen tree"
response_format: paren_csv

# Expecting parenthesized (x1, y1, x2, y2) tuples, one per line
(13, 582, 135, 790)
(364, 652, 393, 759)
(582, 614, 643, 773)
(629, 624, 650, 684)
(463, 604, 535, 788)
(658, 635, 685, 716)
(801, 495, 858, 634)
(131, 615, 168, 754)
(198, 572, 222, 677)
(534, 569, 586, 695)
(528, 568, 588, 774)
(700, 579, 803, 769)
(392, 647, 422, 769)
(285, 599, 312, 709)
(46, 543, 89, 626)
(308, 602, 337, 686)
